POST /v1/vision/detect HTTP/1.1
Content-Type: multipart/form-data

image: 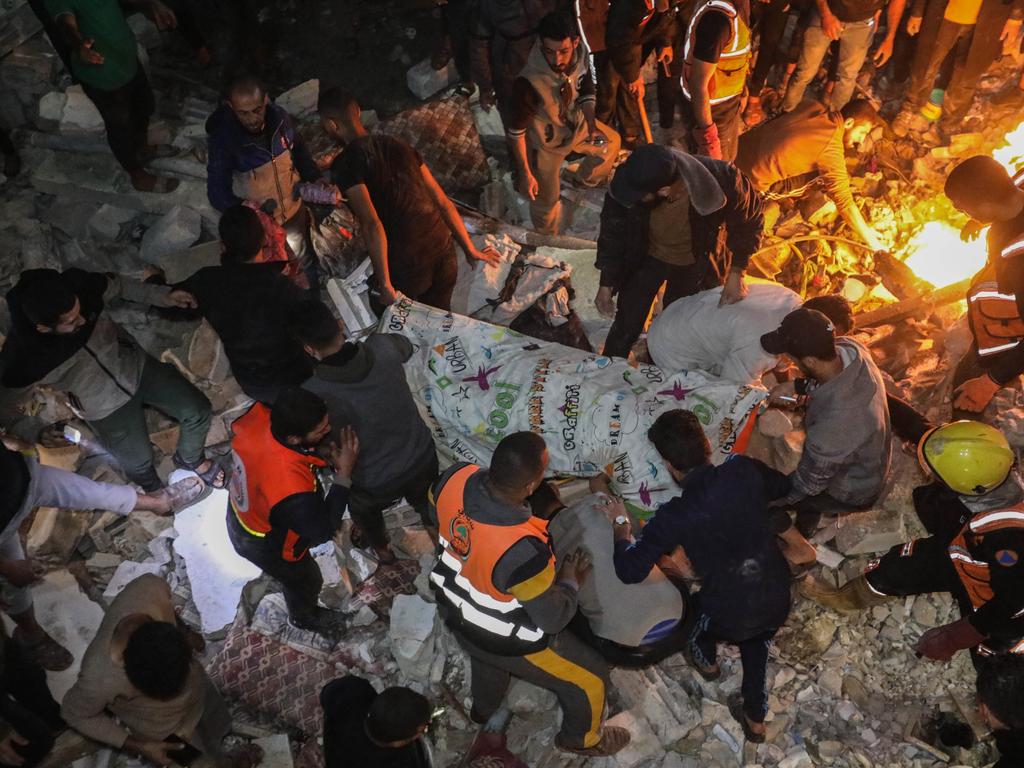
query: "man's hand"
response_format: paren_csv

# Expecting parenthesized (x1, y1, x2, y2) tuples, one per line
(657, 46, 673, 66)
(324, 425, 360, 479)
(768, 380, 799, 408)
(376, 281, 399, 306)
(163, 289, 197, 309)
(518, 171, 539, 201)
(78, 39, 105, 65)
(466, 245, 503, 268)
(692, 122, 722, 159)
(38, 424, 73, 449)
(953, 374, 1001, 413)
(557, 547, 593, 587)
(821, 10, 843, 40)
(148, 0, 178, 29)
(0, 559, 38, 588)
(960, 219, 984, 242)
(627, 77, 645, 101)
(1001, 17, 1023, 55)
(0, 732, 28, 766)
(479, 88, 497, 112)
(905, 15, 922, 35)
(719, 270, 748, 306)
(595, 286, 617, 318)
(873, 35, 895, 66)
(126, 737, 185, 767)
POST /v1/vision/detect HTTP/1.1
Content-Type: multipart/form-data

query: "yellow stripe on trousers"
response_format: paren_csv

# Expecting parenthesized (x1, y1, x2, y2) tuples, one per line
(523, 646, 604, 748)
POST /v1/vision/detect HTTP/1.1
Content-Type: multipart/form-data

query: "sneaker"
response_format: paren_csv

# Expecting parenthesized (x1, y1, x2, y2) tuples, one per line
(683, 645, 721, 681)
(555, 726, 631, 756)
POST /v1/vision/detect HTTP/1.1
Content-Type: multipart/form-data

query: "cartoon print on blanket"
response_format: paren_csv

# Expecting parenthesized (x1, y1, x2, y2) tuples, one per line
(382, 299, 767, 512)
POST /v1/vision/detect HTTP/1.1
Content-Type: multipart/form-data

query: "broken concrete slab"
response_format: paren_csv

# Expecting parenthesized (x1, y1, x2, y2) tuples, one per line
(139, 204, 202, 264)
(388, 594, 437, 682)
(834, 507, 908, 556)
(0, 4, 44, 60)
(60, 86, 105, 134)
(406, 58, 458, 100)
(88, 203, 137, 240)
(602, 710, 663, 768)
(275, 79, 319, 119)
(187, 319, 231, 383)
(102, 560, 164, 600)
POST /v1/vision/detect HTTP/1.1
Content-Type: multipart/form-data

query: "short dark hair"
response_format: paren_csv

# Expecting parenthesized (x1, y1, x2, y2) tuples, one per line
(289, 299, 343, 350)
(123, 621, 192, 700)
(318, 87, 360, 124)
(803, 294, 853, 336)
(18, 270, 78, 327)
(945, 155, 1016, 204)
(490, 432, 547, 491)
(270, 387, 328, 441)
(977, 655, 1024, 730)
(224, 73, 265, 102)
(840, 98, 882, 129)
(366, 687, 431, 743)
(537, 11, 578, 43)
(218, 205, 265, 265)
(648, 409, 710, 473)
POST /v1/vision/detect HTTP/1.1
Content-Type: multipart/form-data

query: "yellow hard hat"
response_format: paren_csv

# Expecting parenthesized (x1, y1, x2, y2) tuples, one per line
(918, 421, 1015, 496)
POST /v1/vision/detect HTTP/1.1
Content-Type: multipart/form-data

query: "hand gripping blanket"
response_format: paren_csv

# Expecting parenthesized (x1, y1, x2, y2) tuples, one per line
(382, 299, 767, 512)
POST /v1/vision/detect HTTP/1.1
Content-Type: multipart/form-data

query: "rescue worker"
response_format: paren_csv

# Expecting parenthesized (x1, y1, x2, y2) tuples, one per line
(681, 0, 751, 160)
(226, 388, 358, 637)
(506, 11, 621, 234)
(943, 156, 1024, 416)
(429, 432, 630, 757)
(803, 421, 1024, 662)
(595, 143, 763, 359)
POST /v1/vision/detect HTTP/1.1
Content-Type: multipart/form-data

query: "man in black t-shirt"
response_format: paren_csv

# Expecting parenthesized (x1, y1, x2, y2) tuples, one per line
(781, 0, 905, 113)
(317, 89, 500, 311)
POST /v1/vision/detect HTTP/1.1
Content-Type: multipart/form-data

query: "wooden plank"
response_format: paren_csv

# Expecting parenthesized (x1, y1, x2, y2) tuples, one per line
(854, 278, 971, 329)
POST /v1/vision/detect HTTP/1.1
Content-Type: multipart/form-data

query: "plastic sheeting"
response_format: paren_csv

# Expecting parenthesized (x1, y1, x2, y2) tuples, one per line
(382, 299, 767, 511)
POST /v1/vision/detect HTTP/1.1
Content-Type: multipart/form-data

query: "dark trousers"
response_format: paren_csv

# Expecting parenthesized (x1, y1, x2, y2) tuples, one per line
(904, 9, 972, 111)
(26, 0, 74, 73)
(767, 492, 863, 538)
(682, 95, 743, 162)
(80, 65, 155, 174)
(373, 246, 458, 315)
(458, 630, 609, 749)
(941, 0, 1013, 125)
(226, 509, 323, 623)
(87, 356, 212, 492)
(887, 393, 933, 445)
(349, 451, 439, 550)
(688, 613, 776, 722)
(0, 637, 63, 768)
(440, 0, 474, 83)
(749, 0, 793, 93)
(603, 258, 707, 358)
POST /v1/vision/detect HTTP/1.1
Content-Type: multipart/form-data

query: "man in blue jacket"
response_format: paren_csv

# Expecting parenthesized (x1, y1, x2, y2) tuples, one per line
(206, 74, 322, 288)
(605, 409, 792, 743)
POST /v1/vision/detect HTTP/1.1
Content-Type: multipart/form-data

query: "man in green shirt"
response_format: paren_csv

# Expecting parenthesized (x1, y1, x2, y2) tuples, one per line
(44, 0, 179, 193)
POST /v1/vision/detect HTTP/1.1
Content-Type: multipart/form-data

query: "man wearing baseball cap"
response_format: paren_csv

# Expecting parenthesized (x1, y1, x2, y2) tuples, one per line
(761, 307, 892, 538)
(595, 143, 763, 359)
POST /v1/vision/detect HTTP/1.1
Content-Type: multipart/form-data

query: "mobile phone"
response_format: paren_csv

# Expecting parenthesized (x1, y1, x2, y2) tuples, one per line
(62, 425, 82, 444)
(776, 395, 800, 405)
(165, 735, 202, 767)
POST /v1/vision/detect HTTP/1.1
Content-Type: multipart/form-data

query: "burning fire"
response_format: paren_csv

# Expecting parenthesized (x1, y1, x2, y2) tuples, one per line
(897, 122, 1024, 289)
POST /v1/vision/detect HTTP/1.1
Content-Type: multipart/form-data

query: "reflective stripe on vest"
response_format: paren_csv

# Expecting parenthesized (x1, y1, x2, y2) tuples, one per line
(681, 0, 751, 104)
(967, 276, 1024, 357)
(430, 465, 552, 654)
(948, 503, 1024, 613)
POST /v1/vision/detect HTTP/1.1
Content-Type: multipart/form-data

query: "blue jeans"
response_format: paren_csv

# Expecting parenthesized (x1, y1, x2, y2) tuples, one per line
(782, 12, 875, 112)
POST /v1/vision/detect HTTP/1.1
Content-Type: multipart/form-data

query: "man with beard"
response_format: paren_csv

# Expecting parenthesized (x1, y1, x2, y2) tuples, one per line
(606, 409, 793, 743)
(761, 307, 892, 538)
(505, 11, 621, 235)
(735, 99, 888, 252)
(594, 143, 763, 359)
(206, 75, 322, 289)
(318, 89, 500, 311)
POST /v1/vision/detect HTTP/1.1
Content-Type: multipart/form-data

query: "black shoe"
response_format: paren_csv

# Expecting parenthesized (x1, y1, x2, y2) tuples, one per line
(290, 607, 347, 638)
(683, 645, 721, 681)
(728, 693, 766, 743)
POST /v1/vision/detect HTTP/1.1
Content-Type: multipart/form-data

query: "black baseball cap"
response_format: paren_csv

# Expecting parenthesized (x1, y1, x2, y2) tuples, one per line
(609, 144, 679, 207)
(760, 308, 837, 359)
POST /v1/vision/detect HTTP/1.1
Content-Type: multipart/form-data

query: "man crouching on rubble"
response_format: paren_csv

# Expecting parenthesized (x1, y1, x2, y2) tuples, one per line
(804, 421, 1024, 663)
(943, 156, 1024, 417)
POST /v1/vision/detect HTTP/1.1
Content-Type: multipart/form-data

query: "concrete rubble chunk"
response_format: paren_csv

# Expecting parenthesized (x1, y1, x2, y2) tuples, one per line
(389, 594, 437, 682)
(88, 203, 137, 240)
(127, 12, 163, 49)
(834, 506, 908, 556)
(187, 320, 231, 383)
(275, 79, 319, 119)
(60, 86, 105, 134)
(140, 204, 202, 264)
(602, 710, 663, 768)
(406, 58, 459, 100)
(38, 91, 66, 124)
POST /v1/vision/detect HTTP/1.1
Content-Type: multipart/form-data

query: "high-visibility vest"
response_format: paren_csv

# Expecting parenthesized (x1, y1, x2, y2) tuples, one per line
(966, 170, 1024, 357)
(429, 464, 553, 655)
(947, 503, 1024, 655)
(228, 403, 328, 562)
(681, 0, 750, 105)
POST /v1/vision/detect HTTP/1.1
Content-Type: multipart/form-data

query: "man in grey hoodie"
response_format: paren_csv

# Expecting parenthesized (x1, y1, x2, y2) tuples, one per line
(760, 307, 892, 538)
(289, 300, 439, 564)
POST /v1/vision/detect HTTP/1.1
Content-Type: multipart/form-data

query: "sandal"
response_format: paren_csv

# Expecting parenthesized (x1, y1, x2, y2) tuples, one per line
(683, 645, 721, 681)
(13, 627, 74, 672)
(173, 453, 228, 489)
(152, 476, 209, 515)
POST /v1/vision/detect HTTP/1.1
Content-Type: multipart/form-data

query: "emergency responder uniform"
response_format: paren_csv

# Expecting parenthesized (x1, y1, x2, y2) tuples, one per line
(958, 168, 1024, 415)
(429, 463, 626, 755)
(226, 403, 349, 633)
(804, 422, 1024, 662)
(681, 0, 751, 160)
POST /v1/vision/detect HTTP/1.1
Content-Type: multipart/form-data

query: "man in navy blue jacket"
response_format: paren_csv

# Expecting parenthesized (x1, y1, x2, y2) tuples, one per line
(605, 409, 792, 743)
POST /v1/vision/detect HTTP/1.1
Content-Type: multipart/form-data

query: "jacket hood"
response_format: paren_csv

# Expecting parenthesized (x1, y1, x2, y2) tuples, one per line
(669, 149, 727, 216)
(205, 102, 289, 145)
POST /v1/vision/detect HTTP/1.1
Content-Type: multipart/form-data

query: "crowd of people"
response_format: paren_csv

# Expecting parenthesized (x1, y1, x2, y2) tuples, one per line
(2, 0, 1024, 765)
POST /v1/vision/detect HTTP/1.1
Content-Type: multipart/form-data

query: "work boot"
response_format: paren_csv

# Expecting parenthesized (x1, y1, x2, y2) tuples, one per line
(555, 726, 631, 757)
(800, 574, 888, 612)
(290, 607, 347, 638)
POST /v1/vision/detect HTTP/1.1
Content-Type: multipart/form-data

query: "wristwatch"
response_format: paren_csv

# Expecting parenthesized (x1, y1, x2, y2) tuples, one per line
(614, 515, 629, 526)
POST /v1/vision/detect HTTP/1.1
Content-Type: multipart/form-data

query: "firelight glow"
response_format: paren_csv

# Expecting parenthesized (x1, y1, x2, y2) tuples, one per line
(902, 220, 988, 288)
(993, 122, 1024, 173)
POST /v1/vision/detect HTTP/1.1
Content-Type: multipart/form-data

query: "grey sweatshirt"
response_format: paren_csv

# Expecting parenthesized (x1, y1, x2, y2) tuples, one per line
(784, 338, 892, 506)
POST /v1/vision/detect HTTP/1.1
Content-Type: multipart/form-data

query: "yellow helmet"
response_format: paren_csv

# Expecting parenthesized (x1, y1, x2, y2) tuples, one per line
(918, 421, 1015, 496)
